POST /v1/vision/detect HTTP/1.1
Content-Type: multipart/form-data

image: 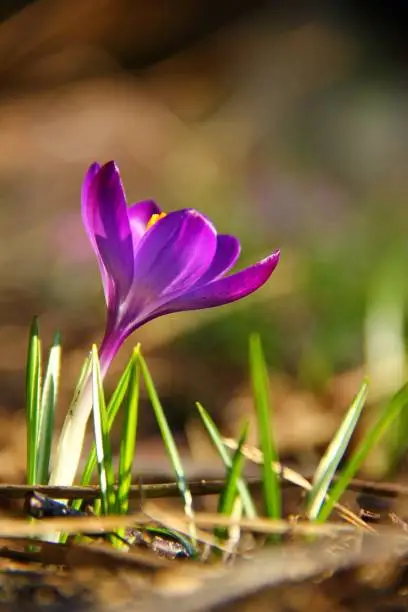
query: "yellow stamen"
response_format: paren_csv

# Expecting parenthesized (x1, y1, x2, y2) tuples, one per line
(146, 212, 167, 231)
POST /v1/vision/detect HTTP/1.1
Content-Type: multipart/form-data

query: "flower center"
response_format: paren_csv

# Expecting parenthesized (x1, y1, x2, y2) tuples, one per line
(146, 212, 167, 231)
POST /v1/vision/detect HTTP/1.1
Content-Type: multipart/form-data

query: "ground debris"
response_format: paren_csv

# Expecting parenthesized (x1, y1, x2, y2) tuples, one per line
(0, 528, 407, 611)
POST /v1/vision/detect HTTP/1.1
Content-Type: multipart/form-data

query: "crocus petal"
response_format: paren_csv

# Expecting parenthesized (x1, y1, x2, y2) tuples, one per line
(81, 162, 101, 210)
(127, 209, 217, 316)
(196, 234, 241, 286)
(128, 199, 161, 252)
(158, 251, 280, 313)
(86, 161, 134, 300)
(82, 162, 115, 304)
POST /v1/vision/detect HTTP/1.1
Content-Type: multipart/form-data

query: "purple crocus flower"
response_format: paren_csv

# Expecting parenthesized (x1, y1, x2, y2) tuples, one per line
(83, 161, 280, 372)
(49, 160, 280, 487)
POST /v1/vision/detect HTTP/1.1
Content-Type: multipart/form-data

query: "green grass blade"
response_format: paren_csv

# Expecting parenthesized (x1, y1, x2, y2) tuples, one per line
(72, 350, 137, 513)
(138, 352, 195, 534)
(36, 331, 61, 485)
(91, 345, 116, 515)
(196, 402, 257, 519)
(307, 379, 368, 520)
(249, 334, 281, 519)
(318, 383, 408, 522)
(385, 386, 408, 474)
(215, 420, 249, 540)
(117, 357, 140, 515)
(71, 353, 92, 407)
(25, 317, 42, 485)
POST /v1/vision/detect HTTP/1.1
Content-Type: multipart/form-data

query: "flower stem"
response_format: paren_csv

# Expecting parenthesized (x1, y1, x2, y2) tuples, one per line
(48, 334, 120, 487)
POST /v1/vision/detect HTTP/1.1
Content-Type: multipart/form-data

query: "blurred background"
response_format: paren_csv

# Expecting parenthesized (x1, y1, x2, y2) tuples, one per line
(0, 0, 407, 483)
